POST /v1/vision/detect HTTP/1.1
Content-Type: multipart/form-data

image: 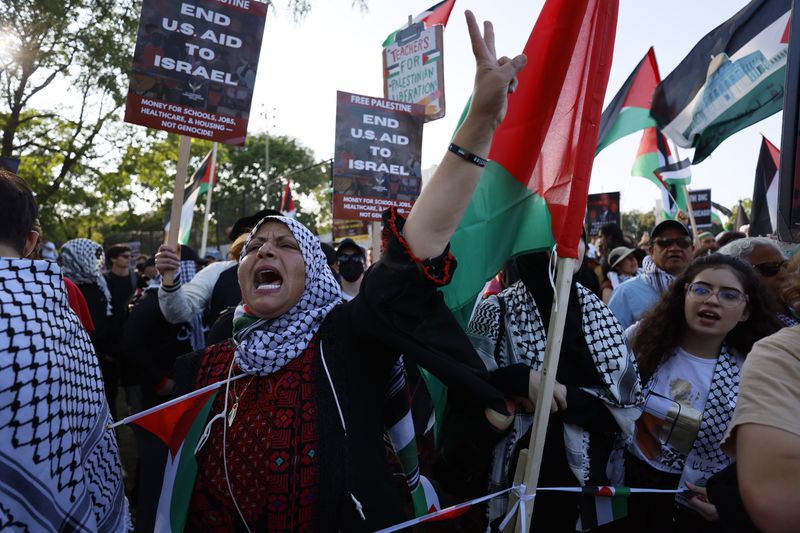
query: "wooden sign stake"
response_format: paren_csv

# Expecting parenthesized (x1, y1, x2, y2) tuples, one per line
(164, 135, 192, 285)
(516, 256, 577, 532)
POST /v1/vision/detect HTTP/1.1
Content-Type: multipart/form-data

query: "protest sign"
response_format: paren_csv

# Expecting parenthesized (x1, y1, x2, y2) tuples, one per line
(383, 23, 446, 122)
(688, 188, 712, 228)
(585, 192, 620, 236)
(124, 0, 267, 145)
(332, 219, 370, 241)
(332, 91, 424, 221)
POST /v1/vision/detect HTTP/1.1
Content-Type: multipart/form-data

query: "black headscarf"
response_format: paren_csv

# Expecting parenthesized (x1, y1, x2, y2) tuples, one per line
(514, 244, 595, 385)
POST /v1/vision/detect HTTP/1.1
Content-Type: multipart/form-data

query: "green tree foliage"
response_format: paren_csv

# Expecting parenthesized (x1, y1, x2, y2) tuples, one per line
(110, 131, 331, 251)
(0, 0, 346, 245)
(1, 0, 139, 242)
(621, 209, 656, 242)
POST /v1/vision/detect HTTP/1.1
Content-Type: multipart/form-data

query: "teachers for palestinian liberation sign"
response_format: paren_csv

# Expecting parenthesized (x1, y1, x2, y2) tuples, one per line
(124, 0, 267, 145)
(383, 24, 446, 122)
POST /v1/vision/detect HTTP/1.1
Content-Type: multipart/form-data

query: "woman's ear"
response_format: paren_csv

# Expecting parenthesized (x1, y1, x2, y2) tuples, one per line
(739, 306, 751, 323)
(22, 230, 40, 258)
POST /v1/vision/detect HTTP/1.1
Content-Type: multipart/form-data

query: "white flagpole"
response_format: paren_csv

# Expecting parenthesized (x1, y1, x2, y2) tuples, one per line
(199, 142, 219, 258)
(516, 255, 577, 532)
(108, 372, 246, 429)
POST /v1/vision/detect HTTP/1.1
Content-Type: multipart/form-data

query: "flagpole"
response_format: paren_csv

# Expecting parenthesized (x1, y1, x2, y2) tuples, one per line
(668, 141, 699, 241)
(164, 135, 192, 286)
(516, 255, 577, 532)
(199, 142, 218, 258)
(108, 373, 247, 430)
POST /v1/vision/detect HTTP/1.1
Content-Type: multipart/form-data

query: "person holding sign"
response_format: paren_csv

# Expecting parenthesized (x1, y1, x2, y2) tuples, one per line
(151, 11, 529, 531)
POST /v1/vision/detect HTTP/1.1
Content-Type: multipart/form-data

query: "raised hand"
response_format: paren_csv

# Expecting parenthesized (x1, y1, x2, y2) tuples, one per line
(154, 244, 181, 283)
(403, 10, 526, 260)
(464, 10, 527, 131)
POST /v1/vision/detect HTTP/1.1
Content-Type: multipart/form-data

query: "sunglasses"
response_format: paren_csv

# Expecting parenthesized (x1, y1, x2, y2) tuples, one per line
(338, 254, 364, 263)
(653, 237, 692, 249)
(752, 260, 787, 278)
(685, 282, 748, 307)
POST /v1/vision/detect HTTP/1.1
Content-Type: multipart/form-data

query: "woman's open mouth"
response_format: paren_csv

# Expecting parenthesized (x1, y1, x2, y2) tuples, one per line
(697, 309, 720, 325)
(255, 267, 283, 290)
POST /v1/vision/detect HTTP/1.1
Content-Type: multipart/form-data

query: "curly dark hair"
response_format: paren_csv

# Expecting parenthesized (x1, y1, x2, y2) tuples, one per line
(632, 254, 781, 383)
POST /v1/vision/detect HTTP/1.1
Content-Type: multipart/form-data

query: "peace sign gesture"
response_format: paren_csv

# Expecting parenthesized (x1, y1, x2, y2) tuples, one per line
(465, 10, 527, 130)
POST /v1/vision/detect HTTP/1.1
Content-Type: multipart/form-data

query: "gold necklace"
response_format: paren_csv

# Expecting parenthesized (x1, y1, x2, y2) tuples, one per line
(227, 368, 256, 427)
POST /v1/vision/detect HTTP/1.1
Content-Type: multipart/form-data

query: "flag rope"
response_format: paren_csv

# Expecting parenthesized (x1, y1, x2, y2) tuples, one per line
(373, 484, 685, 533)
(107, 373, 247, 429)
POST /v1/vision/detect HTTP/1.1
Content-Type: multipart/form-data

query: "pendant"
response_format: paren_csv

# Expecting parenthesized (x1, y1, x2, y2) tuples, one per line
(228, 401, 239, 427)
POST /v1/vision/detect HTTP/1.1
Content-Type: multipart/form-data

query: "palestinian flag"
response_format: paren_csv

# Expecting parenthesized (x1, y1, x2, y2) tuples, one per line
(651, 0, 791, 163)
(164, 150, 217, 245)
(386, 63, 401, 78)
(382, 0, 456, 48)
(735, 199, 751, 231)
(280, 177, 296, 219)
(577, 486, 631, 531)
(631, 128, 688, 218)
(110, 377, 245, 532)
(442, 0, 618, 326)
(749, 135, 780, 235)
(422, 49, 441, 64)
(712, 201, 733, 226)
(596, 47, 661, 154)
(655, 157, 692, 185)
(429, 0, 617, 441)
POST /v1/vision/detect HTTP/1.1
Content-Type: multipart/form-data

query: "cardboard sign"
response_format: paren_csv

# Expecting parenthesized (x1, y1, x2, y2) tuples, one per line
(383, 23, 445, 122)
(332, 219, 370, 241)
(332, 91, 424, 221)
(585, 192, 621, 236)
(124, 0, 267, 145)
(689, 188, 712, 228)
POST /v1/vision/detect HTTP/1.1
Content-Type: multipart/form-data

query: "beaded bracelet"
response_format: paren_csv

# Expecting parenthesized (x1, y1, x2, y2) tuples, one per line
(448, 142, 488, 168)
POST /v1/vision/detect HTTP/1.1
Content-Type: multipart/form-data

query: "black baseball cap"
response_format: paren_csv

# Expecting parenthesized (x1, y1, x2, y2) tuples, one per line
(227, 209, 282, 241)
(336, 238, 365, 257)
(651, 219, 690, 239)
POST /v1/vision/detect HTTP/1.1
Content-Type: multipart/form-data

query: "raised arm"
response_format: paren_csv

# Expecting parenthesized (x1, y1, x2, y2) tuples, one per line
(402, 10, 526, 259)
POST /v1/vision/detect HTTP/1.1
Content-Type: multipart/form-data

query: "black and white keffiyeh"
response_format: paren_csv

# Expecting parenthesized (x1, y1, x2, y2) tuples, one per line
(0, 258, 128, 532)
(61, 238, 113, 316)
(468, 281, 642, 522)
(666, 344, 741, 506)
(641, 255, 675, 295)
(233, 215, 342, 375)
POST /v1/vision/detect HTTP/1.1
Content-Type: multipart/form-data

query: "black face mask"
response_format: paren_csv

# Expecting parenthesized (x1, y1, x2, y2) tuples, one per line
(338, 255, 365, 282)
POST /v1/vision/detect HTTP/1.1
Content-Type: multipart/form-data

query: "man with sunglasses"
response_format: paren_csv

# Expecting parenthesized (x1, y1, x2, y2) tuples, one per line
(336, 238, 367, 301)
(609, 220, 694, 328)
(719, 237, 798, 327)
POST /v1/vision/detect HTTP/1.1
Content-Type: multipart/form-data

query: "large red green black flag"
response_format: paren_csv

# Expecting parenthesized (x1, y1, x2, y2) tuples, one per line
(651, 0, 791, 163)
(442, 0, 618, 325)
(596, 47, 660, 154)
(777, 0, 800, 242)
(749, 135, 781, 236)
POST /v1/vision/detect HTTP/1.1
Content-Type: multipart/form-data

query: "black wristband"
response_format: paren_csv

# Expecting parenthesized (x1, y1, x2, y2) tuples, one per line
(448, 142, 488, 167)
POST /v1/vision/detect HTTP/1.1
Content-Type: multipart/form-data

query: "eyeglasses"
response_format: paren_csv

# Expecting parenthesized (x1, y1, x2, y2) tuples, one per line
(752, 260, 787, 278)
(685, 282, 748, 307)
(338, 254, 364, 264)
(119, 254, 131, 259)
(653, 237, 692, 249)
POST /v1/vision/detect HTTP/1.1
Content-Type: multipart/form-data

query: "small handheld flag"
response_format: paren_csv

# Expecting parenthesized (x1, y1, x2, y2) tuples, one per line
(382, 0, 456, 47)
(280, 177, 296, 219)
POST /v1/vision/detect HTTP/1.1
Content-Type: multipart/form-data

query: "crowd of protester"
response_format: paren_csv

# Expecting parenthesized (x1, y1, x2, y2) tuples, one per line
(3, 12, 800, 533)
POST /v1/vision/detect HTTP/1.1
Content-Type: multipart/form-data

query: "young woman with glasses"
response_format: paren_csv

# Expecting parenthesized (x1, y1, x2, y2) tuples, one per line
(619, 254, 780, 532)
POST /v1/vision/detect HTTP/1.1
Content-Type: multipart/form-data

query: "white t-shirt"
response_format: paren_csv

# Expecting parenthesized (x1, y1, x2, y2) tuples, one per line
(630, 347, 717, 473)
